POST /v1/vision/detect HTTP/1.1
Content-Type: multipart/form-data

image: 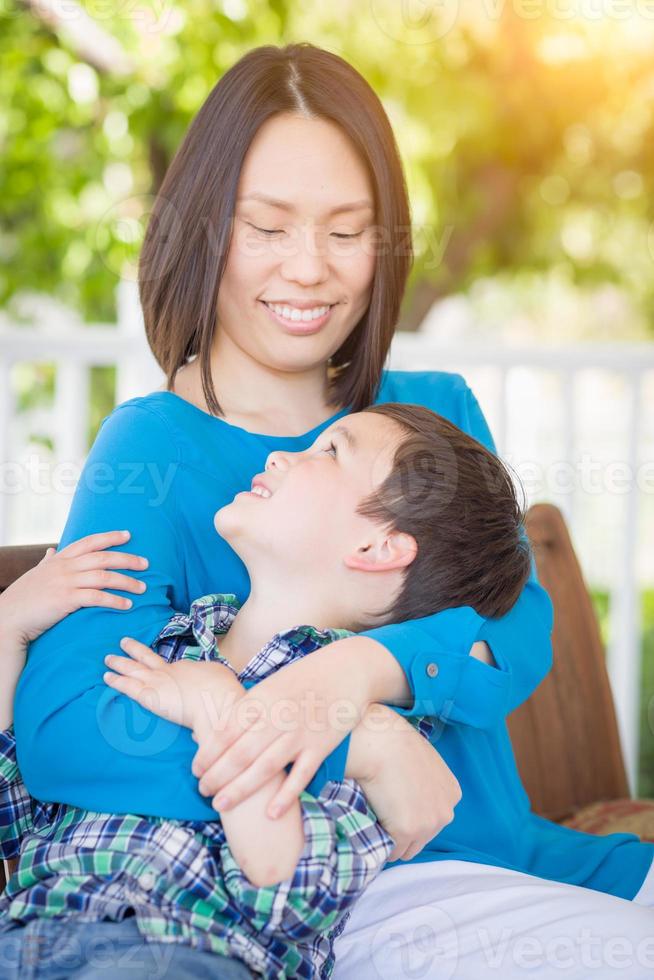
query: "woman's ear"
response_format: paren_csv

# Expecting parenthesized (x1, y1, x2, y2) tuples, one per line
(343, 530, 417, 572)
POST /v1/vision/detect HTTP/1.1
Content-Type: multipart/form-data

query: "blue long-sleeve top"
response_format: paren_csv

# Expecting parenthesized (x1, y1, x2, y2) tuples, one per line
(14, 370, 652, 902)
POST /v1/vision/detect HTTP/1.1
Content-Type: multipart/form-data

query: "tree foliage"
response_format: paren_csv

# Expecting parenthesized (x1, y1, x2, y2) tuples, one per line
(2, 0, 654, 331)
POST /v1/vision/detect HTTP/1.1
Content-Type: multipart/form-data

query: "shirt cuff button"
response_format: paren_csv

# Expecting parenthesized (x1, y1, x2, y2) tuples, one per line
(426, 662, 439, 678)
(137, 871, 156, 892)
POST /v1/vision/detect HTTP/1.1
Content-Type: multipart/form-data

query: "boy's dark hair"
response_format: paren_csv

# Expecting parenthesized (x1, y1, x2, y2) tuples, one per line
(356, 403, 532, 625)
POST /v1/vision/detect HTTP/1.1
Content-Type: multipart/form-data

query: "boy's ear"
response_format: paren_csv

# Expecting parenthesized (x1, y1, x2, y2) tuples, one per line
(344, 530, 417, 572)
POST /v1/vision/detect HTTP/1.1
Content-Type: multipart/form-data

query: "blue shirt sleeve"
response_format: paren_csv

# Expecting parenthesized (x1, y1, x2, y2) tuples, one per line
(359, 376, 554, 730)
(12, 401, 349, 819)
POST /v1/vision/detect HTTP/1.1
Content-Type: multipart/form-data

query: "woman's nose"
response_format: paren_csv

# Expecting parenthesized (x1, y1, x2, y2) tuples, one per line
(281, 226, 329, 284)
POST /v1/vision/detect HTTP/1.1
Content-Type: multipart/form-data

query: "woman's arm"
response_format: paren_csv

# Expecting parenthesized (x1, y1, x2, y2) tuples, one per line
(1, 534, 147, 729)
(222, 702, 459, 884)
(12, 404, 348, 822)
(360, 377, 554, 728)
(12, 405, 210, 818)
(0, 532, 158, 864)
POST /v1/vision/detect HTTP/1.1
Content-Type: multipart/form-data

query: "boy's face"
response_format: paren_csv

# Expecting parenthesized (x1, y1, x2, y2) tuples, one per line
(214, 412, 405, 578)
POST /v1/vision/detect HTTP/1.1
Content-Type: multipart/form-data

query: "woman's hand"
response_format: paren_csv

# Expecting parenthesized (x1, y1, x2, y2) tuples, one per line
(350, 703, 462, 862)
(190, 639, 371, 819)
(104, 637, 245, 732)
(2, 530, 149, 645)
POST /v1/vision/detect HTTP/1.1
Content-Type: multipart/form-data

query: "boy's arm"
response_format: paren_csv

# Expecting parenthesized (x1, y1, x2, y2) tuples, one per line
(218, 715, 394, 938)
(218, 703, 458, 938)
(218, 698, 383, 888)
(197, 672, 380, 888)
(218, 768, 303, 887)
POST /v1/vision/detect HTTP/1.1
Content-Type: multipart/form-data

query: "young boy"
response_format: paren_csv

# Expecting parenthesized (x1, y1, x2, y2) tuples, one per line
(0, 403, 530, 979)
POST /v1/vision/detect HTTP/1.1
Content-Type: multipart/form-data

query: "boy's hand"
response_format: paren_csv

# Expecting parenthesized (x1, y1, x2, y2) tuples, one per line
(349, 703, 462, 862)
(2, 530, 149, 646)
(104, 637, 245, 731)
(189, 638, 371, 817)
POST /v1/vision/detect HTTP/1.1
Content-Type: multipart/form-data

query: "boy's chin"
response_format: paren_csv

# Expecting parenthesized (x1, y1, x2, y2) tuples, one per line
(213, 501, 255, 549)
(213, 504, 238, 537)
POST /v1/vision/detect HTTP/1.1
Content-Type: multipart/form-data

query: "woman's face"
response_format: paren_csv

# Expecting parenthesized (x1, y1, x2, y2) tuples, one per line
(215, 112, 377, 377)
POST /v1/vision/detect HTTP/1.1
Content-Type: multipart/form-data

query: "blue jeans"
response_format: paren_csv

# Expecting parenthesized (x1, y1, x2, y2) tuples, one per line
(0, 917, 255, 979)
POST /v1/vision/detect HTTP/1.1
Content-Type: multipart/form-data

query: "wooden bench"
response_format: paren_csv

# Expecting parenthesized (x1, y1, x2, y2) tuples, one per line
(1, 505, 652, 893)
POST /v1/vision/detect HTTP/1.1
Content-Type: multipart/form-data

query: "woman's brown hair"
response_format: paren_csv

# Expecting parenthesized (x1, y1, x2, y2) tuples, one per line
(139, 42, 413, 417)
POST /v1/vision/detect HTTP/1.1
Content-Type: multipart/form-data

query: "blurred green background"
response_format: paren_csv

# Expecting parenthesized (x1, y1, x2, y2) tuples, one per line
(3, 0, 654, 328)
(1, 0, 653, 795)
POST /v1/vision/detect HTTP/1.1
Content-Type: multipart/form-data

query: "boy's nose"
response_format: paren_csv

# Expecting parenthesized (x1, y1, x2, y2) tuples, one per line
(265, 450, 290, 472)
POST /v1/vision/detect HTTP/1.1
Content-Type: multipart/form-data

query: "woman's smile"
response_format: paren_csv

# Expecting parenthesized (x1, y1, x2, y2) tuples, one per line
(259, 298, 336, 335)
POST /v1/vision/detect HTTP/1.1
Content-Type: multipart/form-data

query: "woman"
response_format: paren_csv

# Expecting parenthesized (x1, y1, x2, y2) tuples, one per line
(9, 42, 654, 979)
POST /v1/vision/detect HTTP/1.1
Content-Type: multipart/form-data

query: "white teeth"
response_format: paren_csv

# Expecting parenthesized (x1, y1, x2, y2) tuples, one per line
(266, 302, 331, 322)
(251, 485, 271, 498)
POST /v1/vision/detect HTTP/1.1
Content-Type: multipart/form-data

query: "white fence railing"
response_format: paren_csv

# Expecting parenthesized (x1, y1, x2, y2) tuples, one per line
(389, 335, 654, 796)
(0, 281, 164, 544)
(1, 280, 652, 794)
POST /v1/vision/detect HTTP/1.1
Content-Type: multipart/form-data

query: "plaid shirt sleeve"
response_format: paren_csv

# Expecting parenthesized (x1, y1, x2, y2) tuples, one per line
(0, 725, 34, 859)
(219, 777, 394, 941)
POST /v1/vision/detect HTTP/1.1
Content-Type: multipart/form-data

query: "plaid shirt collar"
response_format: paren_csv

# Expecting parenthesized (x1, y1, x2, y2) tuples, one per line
(154, 592, 353, 682)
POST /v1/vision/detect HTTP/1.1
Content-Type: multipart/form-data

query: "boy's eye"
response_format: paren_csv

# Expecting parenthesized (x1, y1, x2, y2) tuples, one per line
(321, 441, 337, 458)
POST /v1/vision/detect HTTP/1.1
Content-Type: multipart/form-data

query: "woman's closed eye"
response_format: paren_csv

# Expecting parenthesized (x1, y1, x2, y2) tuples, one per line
(249, 223, 363, 240)
(250, 224, 283, 236)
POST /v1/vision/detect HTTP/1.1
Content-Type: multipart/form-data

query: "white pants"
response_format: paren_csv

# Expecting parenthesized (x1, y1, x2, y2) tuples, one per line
(332, 858, 654, 979)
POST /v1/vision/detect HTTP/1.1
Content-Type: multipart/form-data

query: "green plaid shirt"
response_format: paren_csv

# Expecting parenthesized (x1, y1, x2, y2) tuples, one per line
(0, 594, 399, 979)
